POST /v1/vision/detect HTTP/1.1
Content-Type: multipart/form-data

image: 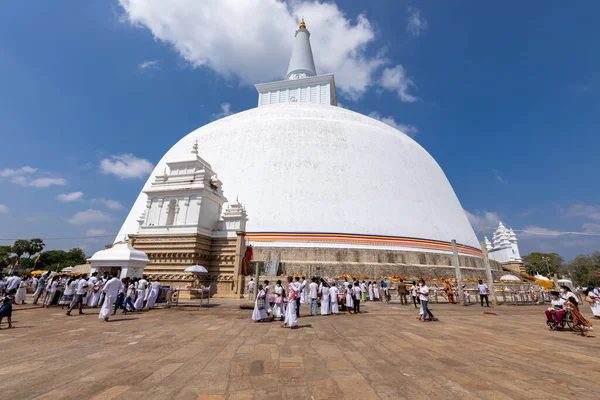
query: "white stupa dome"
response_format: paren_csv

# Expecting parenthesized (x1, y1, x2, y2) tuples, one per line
(118, 20, 480, 258)
(118, 102, 479, 255)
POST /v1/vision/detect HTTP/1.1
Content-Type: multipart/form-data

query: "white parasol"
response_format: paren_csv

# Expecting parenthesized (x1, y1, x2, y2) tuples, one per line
(499, 274, 521, 282)
(534, 274, 550, 281)
(184, 265, 208, 274)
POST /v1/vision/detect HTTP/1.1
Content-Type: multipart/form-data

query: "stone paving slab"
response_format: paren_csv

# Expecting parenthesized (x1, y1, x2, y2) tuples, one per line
(1, 301, 598, 399)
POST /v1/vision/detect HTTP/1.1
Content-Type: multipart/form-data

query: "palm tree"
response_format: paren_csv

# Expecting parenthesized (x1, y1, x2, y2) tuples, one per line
(11, 239, 30, 262)
(28, 238, 45, 257)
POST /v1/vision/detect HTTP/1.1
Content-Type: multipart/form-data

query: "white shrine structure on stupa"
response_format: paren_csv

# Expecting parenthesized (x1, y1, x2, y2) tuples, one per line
(484, 222, 523, 271)
(115, 19, 503, 296)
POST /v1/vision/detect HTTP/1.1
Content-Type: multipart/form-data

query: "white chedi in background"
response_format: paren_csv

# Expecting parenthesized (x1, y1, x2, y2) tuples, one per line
(136, 142, 247, 239)
(485, 222, 521, 264)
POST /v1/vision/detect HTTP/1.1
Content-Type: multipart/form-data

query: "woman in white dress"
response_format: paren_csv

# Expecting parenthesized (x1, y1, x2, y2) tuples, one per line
(252, 285, 268, 322)
(15, 279, 27, 304)
(368, 282, 374, 301)
(329, 284, 339, 314)
(59, 277, 77, 309)
(272, 280, 285, 320)
(320, 283, 330, 315)
(586, 285, 600, 319)
(373, 282, 380, 301)
(145, 279, 161, 309)
(345, 286, 354, 313)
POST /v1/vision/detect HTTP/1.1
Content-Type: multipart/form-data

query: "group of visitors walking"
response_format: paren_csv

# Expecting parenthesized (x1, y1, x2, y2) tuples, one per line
(0, 271, 163, 327)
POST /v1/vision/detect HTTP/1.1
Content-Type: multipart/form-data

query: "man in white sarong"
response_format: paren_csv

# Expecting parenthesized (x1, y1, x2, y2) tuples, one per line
(300, 277, 308, 304)
(99, 273, 122, 322)
(87, 272, 101, 307)
(145, 279, 161, 309)
(284, 276, 299, 329)
(329, 283, 339, 314)
(134, 275, 148, 310)
(320, 282, 330, 315)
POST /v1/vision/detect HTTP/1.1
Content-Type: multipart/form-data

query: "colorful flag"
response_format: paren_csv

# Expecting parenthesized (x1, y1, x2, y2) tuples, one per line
(7, 264, 13, 270)
(34, 253, 41, 265)
(14, 260, 19, 268)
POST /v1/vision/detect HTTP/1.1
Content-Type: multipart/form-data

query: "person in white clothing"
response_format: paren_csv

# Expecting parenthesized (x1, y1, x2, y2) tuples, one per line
(87, 273, 102, 307)
(99, 273, 122, 321)
(478, 280, 490, 307)
(252, 285, 269, 322)
(345, 285, 354, 313)
(15, 278, 27, 305)
(145, 279, 161, 309)
(6, 274, 21, 295)
(272, 280, 285, 320)
(134, 275, 148, 310)
(66, 274, 88, 316)
(284, 276, 299, 329)
(368, 282, 374, 301)
(585, 285, 600, 319)
(247, 278, 256, 300)
(308, 278, 319, 315)
(418, 280, 436, 322)
(329, 283, 339, 313)
(320, 282, 330, 315)
(373, 282, 380, 301)
(300, 277, 309, 304)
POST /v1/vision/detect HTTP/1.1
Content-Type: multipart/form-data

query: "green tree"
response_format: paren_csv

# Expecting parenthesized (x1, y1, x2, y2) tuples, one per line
(522, 252, 564, 276)
(566, 252, 600, 287)
(0, 246, 11, 268)
(28, 238, 45, 256)
(37, 248, 87, 271)
(11, 239, 30, 262)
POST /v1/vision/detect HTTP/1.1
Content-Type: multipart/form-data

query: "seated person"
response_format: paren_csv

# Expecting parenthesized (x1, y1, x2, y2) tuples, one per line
(545, 291, 566, 329)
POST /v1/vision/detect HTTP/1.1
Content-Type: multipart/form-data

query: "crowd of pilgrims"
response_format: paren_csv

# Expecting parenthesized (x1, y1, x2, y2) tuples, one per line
(0, 271, 163, 327)
(249, 276, 441, 329)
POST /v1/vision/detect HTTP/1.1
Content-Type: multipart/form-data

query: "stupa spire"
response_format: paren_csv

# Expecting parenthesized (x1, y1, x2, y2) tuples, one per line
(285, 18, 316, 80)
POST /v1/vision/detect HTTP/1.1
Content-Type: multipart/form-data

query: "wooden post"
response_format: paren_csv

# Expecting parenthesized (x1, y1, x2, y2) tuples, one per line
(481, 241, 498, 305)
(451, 240, 467, 306)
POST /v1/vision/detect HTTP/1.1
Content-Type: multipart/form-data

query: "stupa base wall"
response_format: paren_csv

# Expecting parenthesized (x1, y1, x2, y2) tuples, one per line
(248, 246, 503, 280)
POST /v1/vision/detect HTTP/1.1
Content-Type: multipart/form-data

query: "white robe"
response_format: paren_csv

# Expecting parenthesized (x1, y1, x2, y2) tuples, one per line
(369, 285, 374, 301)
(87, 277, 101, 307)
(373, 286, 380, 300)
(15, 281, 27, 304)
(146, 282, 161, 309)
(99, 294, 115, 319)
(320, 286, 330, 315)
(329, 287, 339, 313)
(588, 290, 600, 317)
(345, 290, 354, 309)
(284, 296, 298, 327)
(134, 289, 146, 309)
(252, 290, 268, 321)
(300, 280, 308, 304)
(272, 285, 285, 318)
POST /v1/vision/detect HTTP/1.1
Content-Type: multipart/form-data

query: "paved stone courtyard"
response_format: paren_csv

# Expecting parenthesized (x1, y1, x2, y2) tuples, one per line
(1, 300, 598, 399)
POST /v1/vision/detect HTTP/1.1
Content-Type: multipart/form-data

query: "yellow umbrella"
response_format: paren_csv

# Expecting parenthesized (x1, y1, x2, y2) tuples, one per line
(31, 270, 48, 276)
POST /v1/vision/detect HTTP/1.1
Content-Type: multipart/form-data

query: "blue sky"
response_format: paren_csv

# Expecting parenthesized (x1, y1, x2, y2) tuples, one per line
(1, 0, 599, 261)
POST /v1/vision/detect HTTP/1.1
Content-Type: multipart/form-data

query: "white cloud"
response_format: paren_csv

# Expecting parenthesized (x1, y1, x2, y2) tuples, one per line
(118, 0, 386, 100)
(564, 204, 600, 221)
(139, 60, 160, 72)
(493, 169, 507, 184)
(406, 7, 428, 36)
(67, 209, 112, 225)
(100, 154, 154, 179)
(379, 65, 417, 102)
(368, 112, 418, 137)
(464, 210, 500, 231)
(0, 166, 37, 177)
(86, 228, 107, 237)
(57, 192, 84, 202)
(212, 103, 234, 120)
(12, 176, 67, 187)
(0, 204, 8, 213)
(582, 223, 600, 233)
(92, 198, 124, 210)
(519, 225, 562, 239)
